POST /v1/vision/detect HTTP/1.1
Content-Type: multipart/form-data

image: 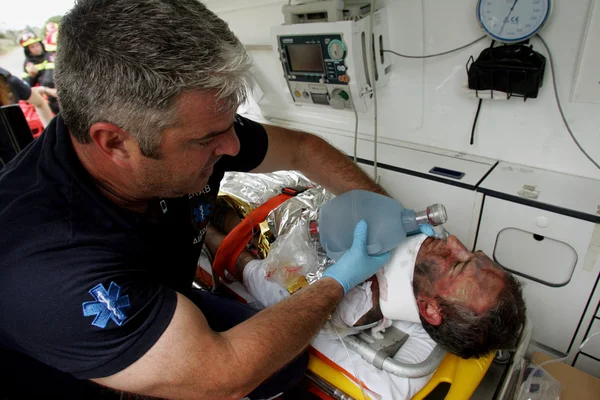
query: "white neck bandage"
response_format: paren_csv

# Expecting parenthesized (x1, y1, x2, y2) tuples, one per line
(376, 233, 428, 324)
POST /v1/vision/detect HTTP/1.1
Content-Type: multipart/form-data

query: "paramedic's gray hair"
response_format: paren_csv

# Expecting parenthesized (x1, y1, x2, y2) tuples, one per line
(55, 0, 252, 158)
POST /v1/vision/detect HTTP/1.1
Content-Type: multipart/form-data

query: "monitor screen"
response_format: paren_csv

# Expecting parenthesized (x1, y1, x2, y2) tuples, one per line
(287, 44, 324, 73)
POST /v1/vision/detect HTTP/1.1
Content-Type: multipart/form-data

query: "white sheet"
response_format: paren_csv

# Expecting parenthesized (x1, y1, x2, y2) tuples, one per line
(242, 259, 436, 400)
(312, 320, 435, 400)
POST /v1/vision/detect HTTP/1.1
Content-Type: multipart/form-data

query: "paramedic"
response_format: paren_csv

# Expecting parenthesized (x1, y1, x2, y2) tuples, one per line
(0, 1, 390, 399)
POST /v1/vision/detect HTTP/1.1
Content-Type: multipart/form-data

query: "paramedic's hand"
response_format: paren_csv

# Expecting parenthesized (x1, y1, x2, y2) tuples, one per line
(322, 220, 391, 294)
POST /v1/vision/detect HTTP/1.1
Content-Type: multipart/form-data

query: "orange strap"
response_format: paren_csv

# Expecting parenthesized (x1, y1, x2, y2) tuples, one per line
(309, 347, 375, 394)
(212, 192, 294, 283)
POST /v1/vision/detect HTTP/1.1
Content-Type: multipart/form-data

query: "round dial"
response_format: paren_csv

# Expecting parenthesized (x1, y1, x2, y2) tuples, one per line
(327, 39, 346, 61)
(477, 0, 552, 43)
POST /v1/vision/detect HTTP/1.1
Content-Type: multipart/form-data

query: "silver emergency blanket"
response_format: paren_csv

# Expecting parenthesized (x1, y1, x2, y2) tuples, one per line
(219, 171, 334, 283)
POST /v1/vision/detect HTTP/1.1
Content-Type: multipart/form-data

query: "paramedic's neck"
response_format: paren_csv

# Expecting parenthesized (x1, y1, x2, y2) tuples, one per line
(71, 136, 151, 214)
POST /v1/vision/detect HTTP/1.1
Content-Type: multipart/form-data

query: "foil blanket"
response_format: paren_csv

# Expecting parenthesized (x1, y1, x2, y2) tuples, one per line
(218, 171, 335, 284)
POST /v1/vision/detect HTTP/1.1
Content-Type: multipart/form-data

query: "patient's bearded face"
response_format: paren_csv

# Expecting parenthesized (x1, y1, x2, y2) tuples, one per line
(416, 236, 506, 314)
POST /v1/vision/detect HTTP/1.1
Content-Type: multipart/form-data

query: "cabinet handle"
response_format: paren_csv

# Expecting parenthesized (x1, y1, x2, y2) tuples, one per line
(533, 234, 545, 241)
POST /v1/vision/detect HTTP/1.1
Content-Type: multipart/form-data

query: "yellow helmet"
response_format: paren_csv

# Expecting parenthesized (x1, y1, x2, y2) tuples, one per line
(20, 31, 42, 48)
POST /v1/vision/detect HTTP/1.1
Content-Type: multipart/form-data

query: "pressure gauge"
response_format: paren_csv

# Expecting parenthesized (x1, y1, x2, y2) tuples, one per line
(327, 39, 346, 61)
(477, 0, 552, 43)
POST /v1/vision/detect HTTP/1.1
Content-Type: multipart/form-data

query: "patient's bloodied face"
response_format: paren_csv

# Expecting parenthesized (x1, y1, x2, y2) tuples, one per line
(416, 236, 506, 314)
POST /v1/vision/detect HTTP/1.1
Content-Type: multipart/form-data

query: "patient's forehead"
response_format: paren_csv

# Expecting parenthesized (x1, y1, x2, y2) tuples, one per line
(475, 252, 506, 274)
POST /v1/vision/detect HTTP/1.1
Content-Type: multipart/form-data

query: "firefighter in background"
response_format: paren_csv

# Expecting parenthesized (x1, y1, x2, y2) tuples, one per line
(44, 22, 59, 58)
(20, 31, 59, 114)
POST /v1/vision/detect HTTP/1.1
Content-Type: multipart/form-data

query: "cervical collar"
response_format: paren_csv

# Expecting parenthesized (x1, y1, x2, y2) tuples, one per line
(376, 233, 428, 323)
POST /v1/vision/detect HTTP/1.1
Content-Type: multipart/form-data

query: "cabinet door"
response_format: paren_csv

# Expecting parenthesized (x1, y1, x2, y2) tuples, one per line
(575, 354, 600, 379)
(581, 319, 600, 360)
(366, 166, 482, 249)
(477, 196, 597, 353)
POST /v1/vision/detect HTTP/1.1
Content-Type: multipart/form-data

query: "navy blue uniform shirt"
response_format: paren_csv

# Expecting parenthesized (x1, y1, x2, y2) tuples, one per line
(0, 114, 268, 379)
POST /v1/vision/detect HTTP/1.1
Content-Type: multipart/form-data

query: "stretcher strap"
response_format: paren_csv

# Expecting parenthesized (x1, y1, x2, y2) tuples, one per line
(212, 192, 294, 283)
(309, 347, 375, 395)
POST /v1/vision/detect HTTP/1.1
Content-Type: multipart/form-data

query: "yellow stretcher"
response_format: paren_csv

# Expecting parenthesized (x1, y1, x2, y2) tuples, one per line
(306, 317, 534, 400)
(308, 348, 495, 400)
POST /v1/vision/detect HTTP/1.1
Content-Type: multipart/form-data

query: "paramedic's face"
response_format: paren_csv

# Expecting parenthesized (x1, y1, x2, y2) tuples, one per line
(418, 236, 506, 314)
(28, 42, 43, 56)
(135, 91, 240, 197)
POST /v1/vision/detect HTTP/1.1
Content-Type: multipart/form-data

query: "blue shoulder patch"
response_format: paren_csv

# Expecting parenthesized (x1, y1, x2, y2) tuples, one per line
(82, 282, 131, 329)
(193, 202, 212, 224)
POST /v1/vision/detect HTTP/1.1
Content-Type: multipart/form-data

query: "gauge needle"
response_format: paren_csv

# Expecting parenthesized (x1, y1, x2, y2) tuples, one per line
(499, 0, 521, 35)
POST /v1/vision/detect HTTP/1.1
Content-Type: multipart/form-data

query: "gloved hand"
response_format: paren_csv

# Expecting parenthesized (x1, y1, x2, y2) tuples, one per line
(322, 220, 391, 294)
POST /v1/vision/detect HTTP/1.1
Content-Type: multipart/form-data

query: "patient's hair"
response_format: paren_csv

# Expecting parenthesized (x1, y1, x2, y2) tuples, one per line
(416, 267, 526, 359)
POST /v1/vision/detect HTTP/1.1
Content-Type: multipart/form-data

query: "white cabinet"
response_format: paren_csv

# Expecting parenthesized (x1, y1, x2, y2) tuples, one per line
(476, 197, 597, 353)
(477, 162, 600, 355)
(581, 319, 600, 361)
(575, 354, 600, 378)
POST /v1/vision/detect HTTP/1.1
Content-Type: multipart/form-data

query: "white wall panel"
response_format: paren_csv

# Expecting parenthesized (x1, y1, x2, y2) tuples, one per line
(206, 0, 600, 180)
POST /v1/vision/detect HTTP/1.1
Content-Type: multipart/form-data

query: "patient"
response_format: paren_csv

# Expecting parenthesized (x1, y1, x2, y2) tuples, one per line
(206, 208, 526, 359)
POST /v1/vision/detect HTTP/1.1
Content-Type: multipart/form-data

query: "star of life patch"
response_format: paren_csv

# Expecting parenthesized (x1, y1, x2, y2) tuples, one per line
(82, 282, 131, 328)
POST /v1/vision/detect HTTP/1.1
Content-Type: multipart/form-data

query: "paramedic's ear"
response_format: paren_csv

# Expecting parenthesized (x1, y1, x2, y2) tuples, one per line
(417, 298, 442, 326)
(89, 122, 134, 168)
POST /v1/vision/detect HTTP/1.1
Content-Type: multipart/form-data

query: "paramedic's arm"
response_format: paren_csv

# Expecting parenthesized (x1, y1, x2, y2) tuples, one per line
(93, 221, 386, 399)
(253, 124, 387, 195)
(26, 90, 53, 127)
(93, 279, 343, 400)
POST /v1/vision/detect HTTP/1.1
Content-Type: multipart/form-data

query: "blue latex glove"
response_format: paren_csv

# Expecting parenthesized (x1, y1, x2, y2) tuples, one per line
(322, 220, 391, 294)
